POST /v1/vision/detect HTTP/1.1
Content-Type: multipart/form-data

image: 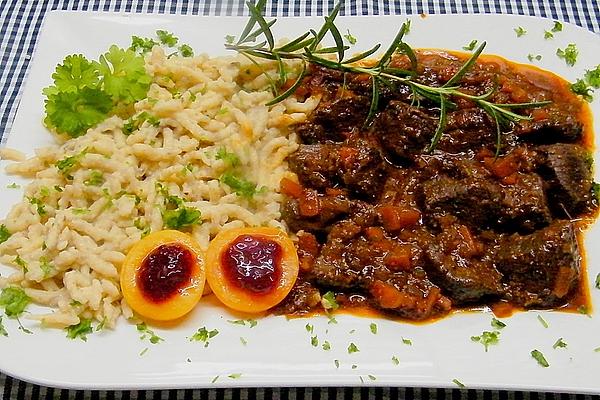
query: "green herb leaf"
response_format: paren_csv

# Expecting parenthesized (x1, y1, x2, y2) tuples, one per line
(453, 378, 466, 388)
(130, 36, 159, 54)
(556, 43, 578, 66)
(216, 147, 241, 168)
(348, 342, 360, 354)
(162, 205, 201, 230)
(514, 27, 527, 37)
(178, 44, 194, 57)
(322, 340, 331, 350)
(136, 322, 164, 344)
(0, 287, 31, 318)
(551, 21, 563, 32)
(96, 45, 152, 104)
(531, 349, 549, 367)
(595, 273, 600, 289)
(334, 359, 340, 368)
(0, 225, 11, 244)
(6, 183, 20, 189)
(553, 338, 568, 349)
(0, 316, 7, 337)
(228, 373, 242, 379)
(462, 39, 478, 51)
(240, 337, 247, 346)
(211, 375, 220, 383)
(368, 375, 377, 381)
(311, 335, 319, 347)
(305, 323, 314, 334)
(66, 318, 93, 341)
(189, 327, 219, 347)
(344, 29, 357, 45)
(471, 330, 500, 352)
(84, 170, 104, 186)
(369, 323, 377, 334)
(56, 150, 86, 179)
(544, 30, 554, 39)
(402, 337, 412, 345)
(392, 355, 399, 365)
(321, 291, 339, 310)
(225, 35, 236, 44)
(491, 318, 506, 329)
(537, 315, 549, 328)
(123, 111, 159, 135)
(220, 171, 262, 199)
(156, 30, 178, 47)
(527, 54, 542, 62)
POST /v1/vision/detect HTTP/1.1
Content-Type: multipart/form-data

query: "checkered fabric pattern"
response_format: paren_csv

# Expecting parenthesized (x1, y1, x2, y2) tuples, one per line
(0, 0, 599, 399)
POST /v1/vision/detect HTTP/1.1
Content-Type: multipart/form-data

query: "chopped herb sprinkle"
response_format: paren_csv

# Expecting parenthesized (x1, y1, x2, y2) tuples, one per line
(491, 318, 506, 329)
(537, 315, 549, 328)
(453, 378, 466, 388)
(553, 338, 568, 349)
(531, 349, 549, 367)
(471, 330, 500, 352)
(348, 343, 360, 354)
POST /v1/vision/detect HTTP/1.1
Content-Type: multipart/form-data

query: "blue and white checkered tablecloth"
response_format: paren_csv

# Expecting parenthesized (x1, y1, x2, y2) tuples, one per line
(1, 1, 599, 399)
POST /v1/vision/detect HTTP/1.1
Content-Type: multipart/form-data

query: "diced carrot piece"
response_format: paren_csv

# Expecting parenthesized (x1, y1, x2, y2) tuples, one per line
(378, 205, 421, 232)
(370, 281, 404, 309)
(365, 226, 385, 242)
(531, 108, 549, 121)
(299, 189, 319, 217)
(325, 187, 345, 197)
(384, 245, 412, 271)
(280, 177, 303, 199)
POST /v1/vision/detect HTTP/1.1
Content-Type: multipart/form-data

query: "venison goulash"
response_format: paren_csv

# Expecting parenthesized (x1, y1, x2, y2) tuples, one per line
(277, 51, 597, 321)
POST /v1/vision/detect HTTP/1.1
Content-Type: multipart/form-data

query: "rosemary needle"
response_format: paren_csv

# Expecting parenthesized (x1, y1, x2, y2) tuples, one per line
(226, 0, 551, 153)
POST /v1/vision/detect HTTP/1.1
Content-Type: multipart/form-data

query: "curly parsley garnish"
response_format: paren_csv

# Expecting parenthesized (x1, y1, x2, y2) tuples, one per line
(321, 291, 339, 311)
(571, 64, 600, 102)
(0, 287, 30, 318)
(556, 43, 578, 66)
(471, 330, 500, 352)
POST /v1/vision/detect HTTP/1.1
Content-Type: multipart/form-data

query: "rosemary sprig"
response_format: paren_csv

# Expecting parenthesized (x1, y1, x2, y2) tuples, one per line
(226, 1, 551, 153)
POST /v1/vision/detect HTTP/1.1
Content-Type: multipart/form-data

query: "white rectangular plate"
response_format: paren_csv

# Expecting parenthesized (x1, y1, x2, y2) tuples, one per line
(1, 10, 600, 392)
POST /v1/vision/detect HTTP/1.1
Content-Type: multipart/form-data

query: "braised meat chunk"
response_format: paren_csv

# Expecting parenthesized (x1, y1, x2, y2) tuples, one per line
(280, 51, 596, 321)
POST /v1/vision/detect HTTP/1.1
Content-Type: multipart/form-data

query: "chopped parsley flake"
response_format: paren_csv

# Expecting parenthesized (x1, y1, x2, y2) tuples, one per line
(321, 291, 339, 310)
(594, 347, 600, 353)
(322, 340, 331, 350)
(462, 39, 478, 51)
(402, 337, 412, 345)
(327, 315, 338, 324)
(6, 183, 20, 189)
(123, 111, 159, 135)
(551, 21, 563, 32)
(216, 147, 240, 168)
(471, 330, 500, 352)
(368, 375, 377, 381)
(240, 337, 247, 346)
(491, 318, 506, 329)
(136, 323, 164, 344)
(189, 327, 219, 347)
(28, 196, 47, 216)
(0, 317, 7, 337)
(537, 315, 549, 328)
(178, 44, 194, 57)
(39, 256, 54, 278)
(225, 35, 236, 44)
(369, 323, 377, 334)
(310, 335, 319, 347)
(514, 26, 527, 37)
(347, 342, 360, 354)
(351, 364, 357, 369)
(0, 287, 30, 318)
(220, 171, 262, 199)
(531, 349, 549, 367)
(334, 359, 340, 368)
(14, 255, 27, 272)
(162, 204, 201, 230)
(139, 347, 149, 356)
(572, 65, 600, 102)
(0, 225, 11, 244)
(453, 378, 466, 388)
(156, 30, 178, 47)
(305, 323, 314, 334)
(227, 319, 257, 328)
(391, 355, 399, 365)
(556, 43, 578, 66)
(83, 170, 104, 186)
(344, 30, 357, 45)
(211, 375, 220, 383)
(596, 273, 600, 289)
(228, 373, 242, 379)
(544, 30, 554, 39)
(527, 54, 542, 62)
(130, 36, 159, 53)
(66, 318, 93, 341)
(553, 338, 568, 349)
(55, 150, 86, 179)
